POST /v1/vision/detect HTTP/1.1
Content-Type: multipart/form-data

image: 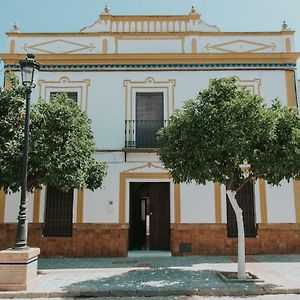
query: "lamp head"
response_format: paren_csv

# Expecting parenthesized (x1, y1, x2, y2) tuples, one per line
(19, 53, 40, 88)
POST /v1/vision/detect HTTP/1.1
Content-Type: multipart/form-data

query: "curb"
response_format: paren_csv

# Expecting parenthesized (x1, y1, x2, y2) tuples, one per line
(1, 288, 300, 298)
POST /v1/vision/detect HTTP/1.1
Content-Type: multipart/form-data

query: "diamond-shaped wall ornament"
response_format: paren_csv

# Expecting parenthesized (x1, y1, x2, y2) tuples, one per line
(205, 39, 277, 53)
(23, 39, 95, 54)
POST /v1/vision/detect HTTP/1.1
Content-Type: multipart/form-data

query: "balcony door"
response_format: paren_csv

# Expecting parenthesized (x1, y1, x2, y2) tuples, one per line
(136, 92, 163, 148)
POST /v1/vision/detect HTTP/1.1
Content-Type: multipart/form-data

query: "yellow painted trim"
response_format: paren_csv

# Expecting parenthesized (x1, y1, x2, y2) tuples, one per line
(84, 79, 90, 112)
(191, 38, 197, 53)
(123, 78, 176, 142)
(123, 162, 165, 172)
(259, 179, 268, 223)
(38, 76, 90, 112)
(33, 188, 41, 223)
(6, 31, 295, 37)
(285, 38, 291, 52)
(115, 36, 183, 40)
(119, 172, 180, 224)
(9, 40, 16, 53)
(214, 183, 222, 223)
(285, 70, 297, 107)
(4, 74, 12, 89)
(293, 180, 300, 223)
(0, 189, 6, 223)
(1, 53, 299, 65)
(119, 173, 126, 224)
(174, 184, 181, 223)
(205, 39, 277, 53)
(77, 188, 84, 223)
(23, 39, 95, 54)
(234, 77, 261, 95)
(102, 39, 108, 54)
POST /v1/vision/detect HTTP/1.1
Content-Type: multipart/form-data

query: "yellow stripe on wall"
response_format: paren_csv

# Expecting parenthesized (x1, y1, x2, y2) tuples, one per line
(285, 71, 300, 223)
(285, 70, 297, 107)
(259, 179, 268, 223)
(293, 180, 300, 223)
(33, 188, 41, 223)
(174, 183, 181, 223)
(77, 188, 84, 223)
(214, 183, 222, 223)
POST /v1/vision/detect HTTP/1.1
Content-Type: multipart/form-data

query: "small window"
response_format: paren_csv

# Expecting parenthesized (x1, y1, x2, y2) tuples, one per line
(43, 186, 74, 237)
(226, 181, 257, 238)
(50, 91, 78, 103)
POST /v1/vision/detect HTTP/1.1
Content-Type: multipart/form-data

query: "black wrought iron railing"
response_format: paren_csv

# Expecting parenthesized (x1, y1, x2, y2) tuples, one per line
(125, 120, 169, 148)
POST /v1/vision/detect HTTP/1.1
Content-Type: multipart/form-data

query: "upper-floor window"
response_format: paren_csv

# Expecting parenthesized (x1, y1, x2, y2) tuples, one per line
(50, 91, 78, 103)
(125, 92, 167, 149)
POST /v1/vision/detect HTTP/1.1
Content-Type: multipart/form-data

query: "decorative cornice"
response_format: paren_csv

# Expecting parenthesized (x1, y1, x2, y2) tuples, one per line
(4, 62, 296, 72)
(1, 53, 299, 65)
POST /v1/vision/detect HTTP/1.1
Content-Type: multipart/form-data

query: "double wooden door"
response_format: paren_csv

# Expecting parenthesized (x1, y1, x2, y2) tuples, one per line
(129, 182, 170, 250)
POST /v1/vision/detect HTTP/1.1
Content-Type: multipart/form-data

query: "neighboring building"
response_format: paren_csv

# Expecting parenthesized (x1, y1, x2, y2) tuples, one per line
(0, 7, 299, 257)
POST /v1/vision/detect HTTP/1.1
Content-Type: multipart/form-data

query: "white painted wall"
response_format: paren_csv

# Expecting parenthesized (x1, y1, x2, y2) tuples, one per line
(181, 182, 215, 223)
(34, 69, 288, 150)
(4, 191, 34, 223)
(10, 33, 292, 54)
(266, 181, 295, 223)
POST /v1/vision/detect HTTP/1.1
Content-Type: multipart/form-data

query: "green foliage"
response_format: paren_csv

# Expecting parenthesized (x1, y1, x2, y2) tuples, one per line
(158, 77, 300, 191)
(0, 73, 26, 192)
(28, 93, 107, 191)
(0, 78, 107, 193)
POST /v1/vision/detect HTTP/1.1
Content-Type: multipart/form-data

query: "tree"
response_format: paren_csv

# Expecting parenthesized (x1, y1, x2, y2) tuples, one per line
(0, 76, 107, 193)
(157, 77, 300, 279)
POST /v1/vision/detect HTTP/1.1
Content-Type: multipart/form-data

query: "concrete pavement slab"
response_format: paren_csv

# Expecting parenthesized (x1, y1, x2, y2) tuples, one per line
(0, 255, 299, 298)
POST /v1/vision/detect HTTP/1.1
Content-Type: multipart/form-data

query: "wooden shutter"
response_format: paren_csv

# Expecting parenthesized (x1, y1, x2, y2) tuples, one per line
(43, 186, 73, 237)
(135, 92, 163, 148)
(226, 181, 257, 238)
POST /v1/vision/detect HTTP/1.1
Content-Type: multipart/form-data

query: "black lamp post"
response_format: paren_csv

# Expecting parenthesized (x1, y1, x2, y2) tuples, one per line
(15, 53, 40, 249)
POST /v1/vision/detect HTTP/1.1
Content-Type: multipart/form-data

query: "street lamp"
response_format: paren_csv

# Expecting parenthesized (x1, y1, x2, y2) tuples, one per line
(15, 53, 40, 249)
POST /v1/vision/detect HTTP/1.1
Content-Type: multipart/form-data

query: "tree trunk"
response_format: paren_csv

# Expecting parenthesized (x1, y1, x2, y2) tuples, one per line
(226, 189, 246, 279)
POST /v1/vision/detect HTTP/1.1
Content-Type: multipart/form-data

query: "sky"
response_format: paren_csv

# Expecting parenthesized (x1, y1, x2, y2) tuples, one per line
(0, 0, 299, 83)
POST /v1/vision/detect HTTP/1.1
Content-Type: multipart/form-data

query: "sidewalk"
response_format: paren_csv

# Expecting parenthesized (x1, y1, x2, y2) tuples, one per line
(1, 254, 300, 298)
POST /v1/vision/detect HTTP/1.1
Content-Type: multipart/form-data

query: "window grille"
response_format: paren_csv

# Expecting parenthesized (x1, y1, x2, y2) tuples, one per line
(43, 186, 73, 237)
(226, 181, 257, 238)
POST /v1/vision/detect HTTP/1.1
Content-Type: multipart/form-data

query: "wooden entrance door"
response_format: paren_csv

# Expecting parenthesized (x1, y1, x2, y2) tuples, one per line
(129, 182, 170, 250)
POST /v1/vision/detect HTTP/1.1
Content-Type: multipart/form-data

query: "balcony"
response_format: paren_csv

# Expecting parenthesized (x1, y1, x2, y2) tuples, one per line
(125, 120, 169, 149)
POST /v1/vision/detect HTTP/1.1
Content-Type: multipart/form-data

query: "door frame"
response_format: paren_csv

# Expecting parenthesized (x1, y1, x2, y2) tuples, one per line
(119, 172, 181, 225)
(128, 182, 171, 250)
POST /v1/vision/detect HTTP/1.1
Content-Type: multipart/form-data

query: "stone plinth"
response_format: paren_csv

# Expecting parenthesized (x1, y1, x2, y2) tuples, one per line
(0, 247, 40, 291)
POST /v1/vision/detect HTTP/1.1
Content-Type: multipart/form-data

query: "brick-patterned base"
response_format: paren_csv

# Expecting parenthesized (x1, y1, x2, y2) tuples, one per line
(171, 223, 300, 255)
(0, 224, 128, 258)
(0, 247, 40, 291)
(1, 223, 299, 257)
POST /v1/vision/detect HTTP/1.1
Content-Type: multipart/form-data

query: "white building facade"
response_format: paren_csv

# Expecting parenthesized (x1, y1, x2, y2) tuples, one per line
(0, 7, 299, 257)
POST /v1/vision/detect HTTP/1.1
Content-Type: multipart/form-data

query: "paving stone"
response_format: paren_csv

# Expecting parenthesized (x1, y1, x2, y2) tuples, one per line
(1, 254, 300, 297)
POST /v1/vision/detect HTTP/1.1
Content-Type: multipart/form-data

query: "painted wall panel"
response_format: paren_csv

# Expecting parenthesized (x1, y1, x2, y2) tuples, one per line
(267, 181, 295, 223)
(181, 182, 215, 223)
(4, 191, 34, 223)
